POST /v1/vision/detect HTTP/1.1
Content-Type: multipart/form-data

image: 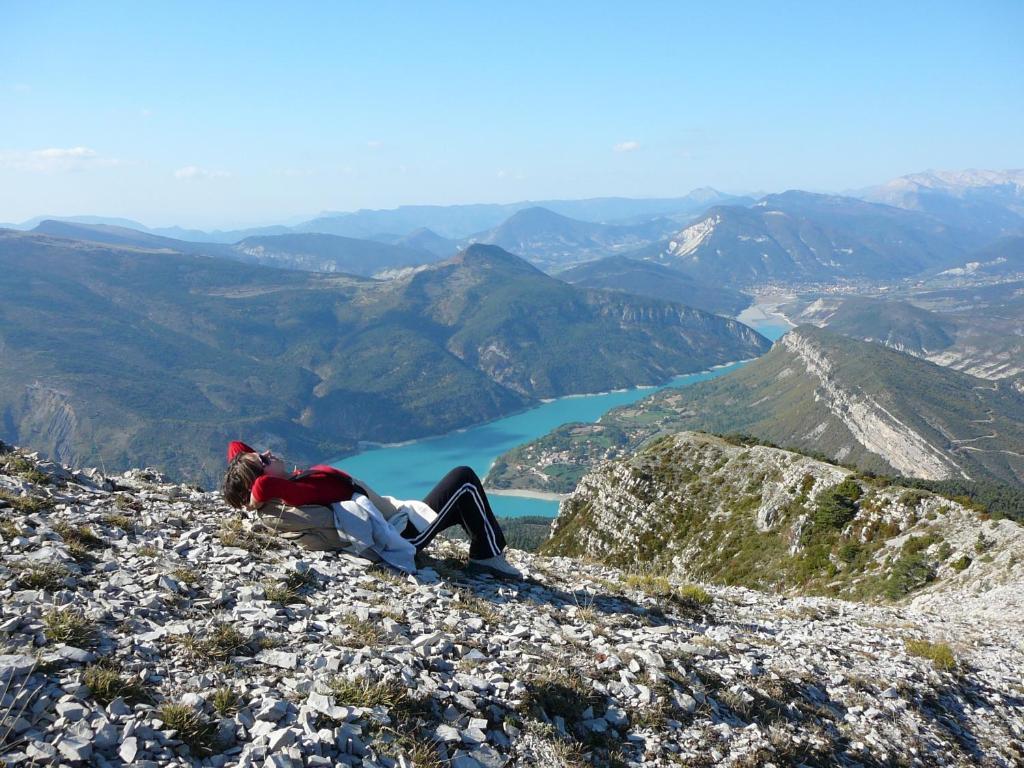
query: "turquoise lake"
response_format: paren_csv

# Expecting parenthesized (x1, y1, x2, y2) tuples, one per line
(331, 320, 790, 519)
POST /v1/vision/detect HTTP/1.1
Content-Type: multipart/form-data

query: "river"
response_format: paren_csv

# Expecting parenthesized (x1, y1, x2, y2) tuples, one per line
(331, 317, 790, 519)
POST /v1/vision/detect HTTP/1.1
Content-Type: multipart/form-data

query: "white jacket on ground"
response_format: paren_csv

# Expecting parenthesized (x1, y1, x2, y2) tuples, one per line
(331, 493, 438, 574)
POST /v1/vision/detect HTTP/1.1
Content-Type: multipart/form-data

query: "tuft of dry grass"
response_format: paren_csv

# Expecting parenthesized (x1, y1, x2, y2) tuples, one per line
(905, 639, 957, 671)
(102, 513, 135, 532)
(335, 615, 386, 648)
(159, 703, 217, 754)
(42, 607, 97, 647)
(82, 662, 147, 705)
(174, 622, 251, 662)
(52, 521, 104, 562)
(211, 686, 239, 716)
(15, 562, 68, 591)
(219, 518, 277, 554)
(262, 569, 315, 604)
(0, 488, 53, 514)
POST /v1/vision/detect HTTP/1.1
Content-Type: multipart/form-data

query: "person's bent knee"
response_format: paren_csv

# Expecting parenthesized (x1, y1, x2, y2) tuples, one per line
(447, 465, 480, 485)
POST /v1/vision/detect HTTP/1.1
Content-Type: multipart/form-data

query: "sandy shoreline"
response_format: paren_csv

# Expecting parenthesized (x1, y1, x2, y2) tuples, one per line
(736, 296, 797, 329)
(487, 488, 567, 501)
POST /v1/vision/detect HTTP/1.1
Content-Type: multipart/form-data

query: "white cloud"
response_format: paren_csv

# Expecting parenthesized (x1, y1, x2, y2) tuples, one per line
(174, 165, 230, 180)
(613, 140, 641, 153)
(0, 146, 117, 172)
(12, 83, 31, 93)
(366, 140, 384, 150)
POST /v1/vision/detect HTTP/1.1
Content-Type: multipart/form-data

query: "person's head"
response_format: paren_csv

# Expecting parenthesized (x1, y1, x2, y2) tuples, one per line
(221, 449, 287, 508)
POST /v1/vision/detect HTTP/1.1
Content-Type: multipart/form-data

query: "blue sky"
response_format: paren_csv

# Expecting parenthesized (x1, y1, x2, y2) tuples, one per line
(2, 1, 1022, 228)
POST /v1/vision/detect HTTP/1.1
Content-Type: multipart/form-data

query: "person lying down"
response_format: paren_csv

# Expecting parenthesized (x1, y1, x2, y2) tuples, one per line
(220, 441, 523, 579)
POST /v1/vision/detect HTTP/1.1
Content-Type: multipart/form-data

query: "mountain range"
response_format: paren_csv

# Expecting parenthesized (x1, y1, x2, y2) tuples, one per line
(790, 292, 1024, 381)
(643, 191, 979, 286)
(487, 326, 1024, 493)
(469, 206, 678, 271)
(859, 169, 1024, 240)
(0, 231, 768, 485)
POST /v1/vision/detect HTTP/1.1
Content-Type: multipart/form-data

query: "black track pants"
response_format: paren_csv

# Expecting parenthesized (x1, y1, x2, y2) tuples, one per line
(402, 466, 506, 559)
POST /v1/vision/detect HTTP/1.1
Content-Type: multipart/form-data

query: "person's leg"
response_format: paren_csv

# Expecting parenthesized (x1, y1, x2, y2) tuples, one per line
(407, 466, 506, 559)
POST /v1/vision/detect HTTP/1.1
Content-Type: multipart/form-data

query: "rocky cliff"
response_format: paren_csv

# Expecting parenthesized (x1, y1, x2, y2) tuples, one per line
(1, 441, 1023, 766)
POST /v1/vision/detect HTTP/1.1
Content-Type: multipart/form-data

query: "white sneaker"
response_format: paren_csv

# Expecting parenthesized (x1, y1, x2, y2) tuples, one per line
(468, 554, 523, 579)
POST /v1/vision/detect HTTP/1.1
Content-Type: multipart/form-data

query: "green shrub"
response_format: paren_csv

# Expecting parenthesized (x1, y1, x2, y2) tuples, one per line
(814, 479, 862, 531)
(950, 555, 972, 572)
(884, 553, 935, 600)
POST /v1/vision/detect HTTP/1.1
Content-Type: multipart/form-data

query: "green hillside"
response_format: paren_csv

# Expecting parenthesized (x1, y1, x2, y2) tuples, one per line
(0, 233, 768, 485)
(556, 255, 751, 316)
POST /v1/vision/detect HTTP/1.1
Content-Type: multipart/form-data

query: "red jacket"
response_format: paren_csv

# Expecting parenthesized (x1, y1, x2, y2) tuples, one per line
(227, 441, 355, 507)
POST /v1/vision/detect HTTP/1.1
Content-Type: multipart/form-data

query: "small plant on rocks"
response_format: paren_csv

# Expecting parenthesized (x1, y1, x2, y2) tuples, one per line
(159, 703, 217, 755)
(102, 512, 134, 532)
(170, 566, 199, 587)
(0, 517, 19, 539)
(176, 622, 251, 662)
(114, 494, 143, 512)
(905, 639, 957, 671)
(42, 607, 97, 647)
(52, 521, 103, 562)
(0, 489, 53, 514)
(82, 662, 147, 705)
(677, 584, 713, 606)
(219, 518, 276, 554)
(336, 615, 386, 648)
(328, 675, 409, 710)
(15, 562, 68, 591)
(262, 569, 315, 603)
(211, 686, 239, 716)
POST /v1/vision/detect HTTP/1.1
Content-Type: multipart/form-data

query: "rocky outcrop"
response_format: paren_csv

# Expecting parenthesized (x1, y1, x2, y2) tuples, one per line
(1, 442, 1023, 766)
(545, 432, 1024, 609)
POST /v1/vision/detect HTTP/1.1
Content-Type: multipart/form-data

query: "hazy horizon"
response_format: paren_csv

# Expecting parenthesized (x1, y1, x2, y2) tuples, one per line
(3, 1, 1022, 228)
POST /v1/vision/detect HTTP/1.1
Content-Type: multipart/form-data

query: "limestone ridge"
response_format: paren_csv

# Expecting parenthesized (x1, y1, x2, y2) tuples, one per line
(1, 443, 1023, 767)
(545, 432, 1024, 609)
(488, 326, 1024, 493)
(778, 331, 960, 480)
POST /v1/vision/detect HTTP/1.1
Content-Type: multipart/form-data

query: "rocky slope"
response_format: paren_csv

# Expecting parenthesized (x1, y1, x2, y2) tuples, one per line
(488, 327, 1024, 493)
(545, 432, 1024, 607)
(1, 443, 1023, 767)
